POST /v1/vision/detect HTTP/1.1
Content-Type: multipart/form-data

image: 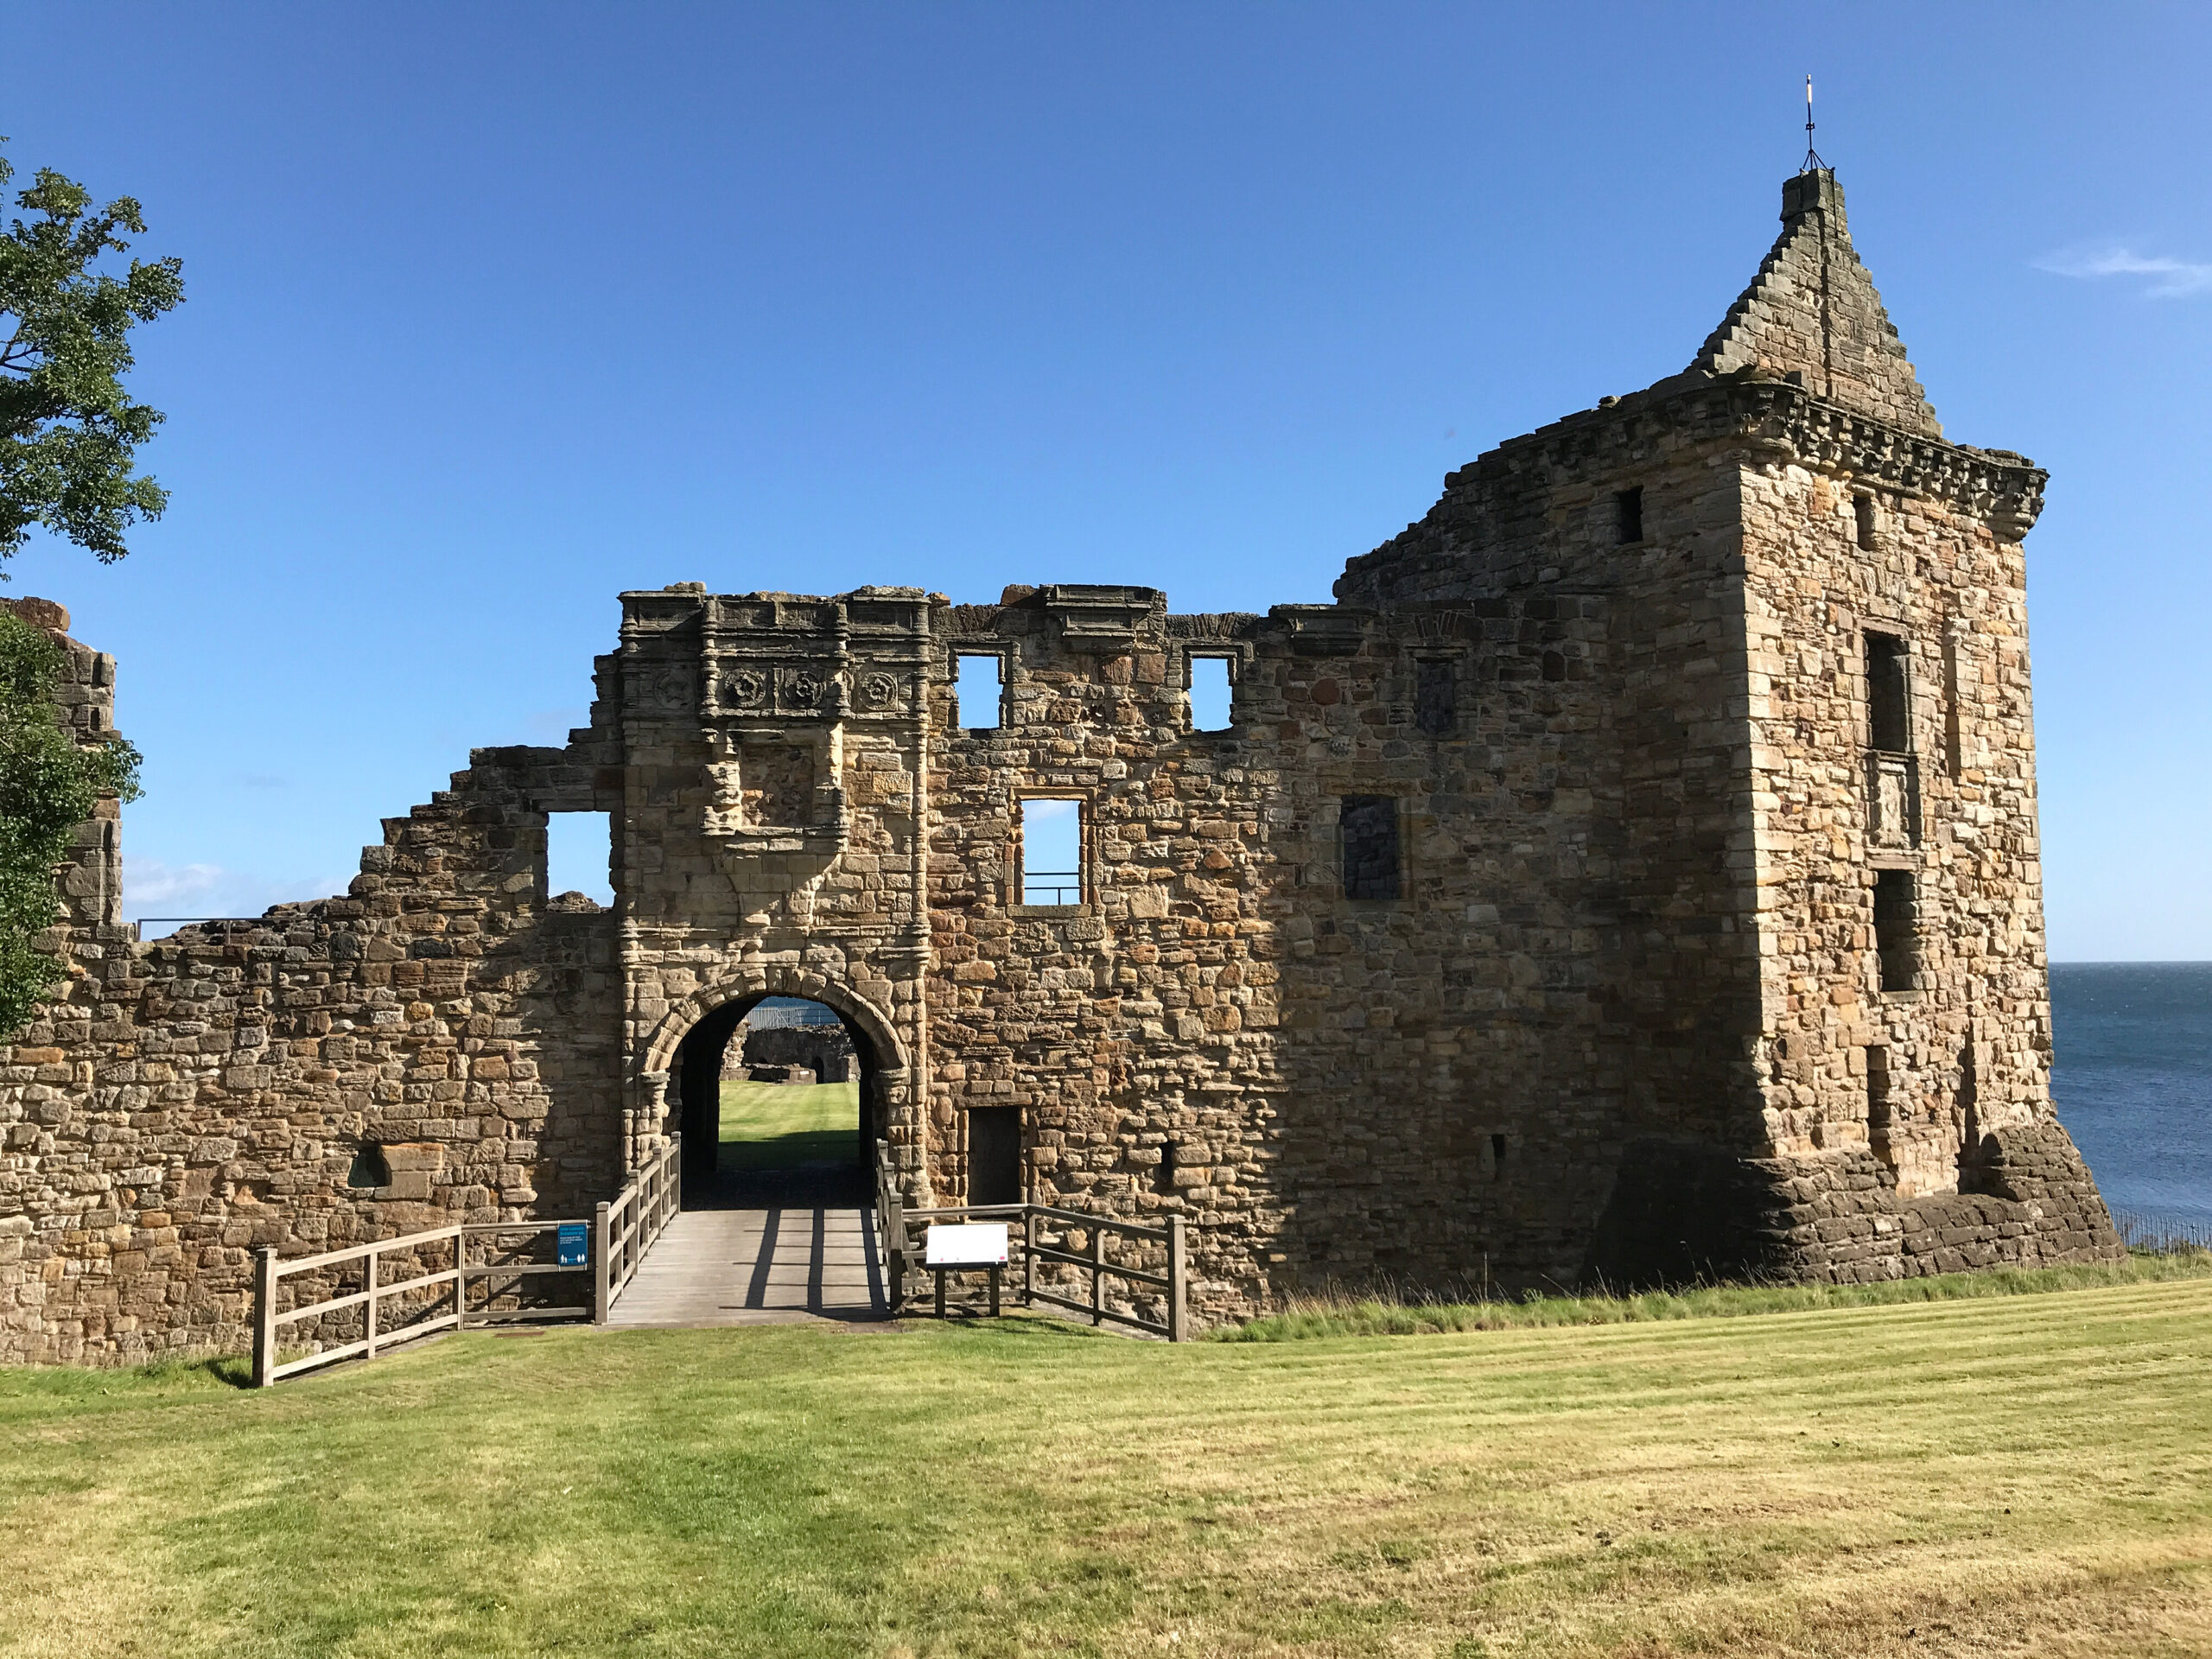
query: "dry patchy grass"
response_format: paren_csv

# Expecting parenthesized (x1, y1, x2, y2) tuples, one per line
(3, 1279, 2211, 1656)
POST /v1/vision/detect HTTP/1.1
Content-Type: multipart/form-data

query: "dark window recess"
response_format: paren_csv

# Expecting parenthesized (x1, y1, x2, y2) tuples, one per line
(1340, 795, 1401, 901)
(1866, 632, 1910, 753)
(1414, 659, 1457, 735)
(346, 1143, 391, 1189)
(1155, 1141, 1177, 1195)
(1867, 1046, 1894, 1162)
(1854, 493, 1878, 550)
(1490, 1131, 1508, 1178)
(1873, 869, 1919, 993)
(968, 1107, 1023, 1206)
(1614, 486, 1643, 544)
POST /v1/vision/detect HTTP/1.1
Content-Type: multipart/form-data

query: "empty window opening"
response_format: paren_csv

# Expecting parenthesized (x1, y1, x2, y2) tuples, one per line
(545, 810, 613, 906)
(969, 1106, 1023, 1206)
(1340, 795, 1402, 901)
(1020, 797, 1084, 906)
(955, 653, 1003, 730)
(1867, 1045, 1895, 1165)
(1154, 1140, 1178, 1196)
(1614, 486, 1644, 544)
(1865, 631, 1910, 753)
(674, 995, 867, 1198)
(1414, 658, 1457, 736)
(1490, 1131, 1508, 1179)
(1853, 493, 1878, 550)
(346, 1143, 391, 1190)
(1873, 869, 1919, 994)
(1189, 655, 1234, 733)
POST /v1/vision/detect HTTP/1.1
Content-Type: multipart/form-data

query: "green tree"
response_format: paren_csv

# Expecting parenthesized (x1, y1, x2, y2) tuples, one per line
(0, 139, 169, 1029)
(1, 137, 184, 569)
(0, 610, 140, 1032)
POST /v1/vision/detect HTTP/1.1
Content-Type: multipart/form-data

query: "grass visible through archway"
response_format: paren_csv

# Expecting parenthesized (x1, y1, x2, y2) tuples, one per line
(717, 1079, 860, 1172)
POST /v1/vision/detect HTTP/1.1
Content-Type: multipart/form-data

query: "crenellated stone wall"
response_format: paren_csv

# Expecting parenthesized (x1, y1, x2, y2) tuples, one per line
(0, 166, 2120, 1364)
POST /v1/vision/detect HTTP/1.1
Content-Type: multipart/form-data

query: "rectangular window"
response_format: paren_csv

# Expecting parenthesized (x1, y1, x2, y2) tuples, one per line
(1853, 493, 1878, 550)
(1019, 797, 1084, 906)
(955, 653, 1003, 730)
(1414, 658, 1457, 736)
(1865, 631, 1910, 753)
(1340, 795, 1401, 901)
(1614, 486, 1643, 544)
(545, 810, 613, 906)
(1873, 869, 1918, 994)
(1189, 655, 1234, 732)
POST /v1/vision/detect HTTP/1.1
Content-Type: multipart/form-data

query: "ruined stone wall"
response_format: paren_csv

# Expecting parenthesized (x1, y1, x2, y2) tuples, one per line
(0, 652, 631, 1363)
(1, 168, 2126, 1361)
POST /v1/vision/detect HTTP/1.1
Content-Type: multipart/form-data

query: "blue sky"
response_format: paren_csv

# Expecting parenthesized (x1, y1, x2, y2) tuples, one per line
(3, 3, 2206, 957)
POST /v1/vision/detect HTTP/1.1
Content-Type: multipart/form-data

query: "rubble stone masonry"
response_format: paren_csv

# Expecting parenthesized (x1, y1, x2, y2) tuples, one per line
(0, 168, 2119, 1363)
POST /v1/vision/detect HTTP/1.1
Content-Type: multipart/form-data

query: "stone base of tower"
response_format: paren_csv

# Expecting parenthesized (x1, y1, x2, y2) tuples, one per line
(1586, 1124, 2125, 1289)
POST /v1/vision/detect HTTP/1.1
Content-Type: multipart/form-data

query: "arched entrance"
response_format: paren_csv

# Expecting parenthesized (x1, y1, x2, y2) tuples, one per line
(671, 992, 882, 1207)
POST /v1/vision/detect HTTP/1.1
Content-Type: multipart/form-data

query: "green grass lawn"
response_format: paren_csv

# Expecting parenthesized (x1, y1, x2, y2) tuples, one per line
(6, 1274, 2212, 1657)
(716, 1079, 859, 1171)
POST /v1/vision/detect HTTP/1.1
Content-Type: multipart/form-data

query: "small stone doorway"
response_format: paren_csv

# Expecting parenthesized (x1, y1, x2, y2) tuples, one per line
(969, 1107, 1023, 1206)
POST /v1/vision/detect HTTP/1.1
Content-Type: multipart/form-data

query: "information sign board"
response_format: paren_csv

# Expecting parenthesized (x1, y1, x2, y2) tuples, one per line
(925, 1222, 1009, 1267)
(556, 1221, 589, 1268)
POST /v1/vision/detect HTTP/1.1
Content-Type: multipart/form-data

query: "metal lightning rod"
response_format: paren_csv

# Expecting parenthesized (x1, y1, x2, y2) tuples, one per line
(1802, 74, 1826, 172)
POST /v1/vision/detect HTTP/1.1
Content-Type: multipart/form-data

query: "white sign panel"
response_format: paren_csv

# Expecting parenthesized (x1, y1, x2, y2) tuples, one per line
(925, 1223, 1009, 1267)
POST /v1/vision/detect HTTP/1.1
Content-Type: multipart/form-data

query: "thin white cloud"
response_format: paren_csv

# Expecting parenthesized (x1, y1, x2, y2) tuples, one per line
(2037, 245, 2212, 299)
(123, 858, 353, 931)
(123, 859, 226, 906)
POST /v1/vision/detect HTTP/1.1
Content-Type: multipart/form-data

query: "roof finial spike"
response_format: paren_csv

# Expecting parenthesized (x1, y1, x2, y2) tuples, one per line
(1802, 73, 1826, 173)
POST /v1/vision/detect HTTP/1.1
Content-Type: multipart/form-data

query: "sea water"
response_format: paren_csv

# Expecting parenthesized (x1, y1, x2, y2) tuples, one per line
(2051, 962, 2212, 1232)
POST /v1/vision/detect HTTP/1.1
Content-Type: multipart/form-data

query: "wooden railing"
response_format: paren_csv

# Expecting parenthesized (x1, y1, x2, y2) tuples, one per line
(250, 1220, 594, 1387)
(874, 1138, 909, 1313)
(872, 1144, 1187, 1340)
(595, 1134, 681, 1320)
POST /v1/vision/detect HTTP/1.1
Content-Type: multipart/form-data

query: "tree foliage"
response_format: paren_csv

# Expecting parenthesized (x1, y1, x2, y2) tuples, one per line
(0, 610, 139, 1033)
(0, 137, 184, 569)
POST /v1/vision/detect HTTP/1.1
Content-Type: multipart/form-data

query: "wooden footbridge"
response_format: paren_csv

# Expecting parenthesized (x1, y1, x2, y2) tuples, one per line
(250, 1140, 1189, 1384)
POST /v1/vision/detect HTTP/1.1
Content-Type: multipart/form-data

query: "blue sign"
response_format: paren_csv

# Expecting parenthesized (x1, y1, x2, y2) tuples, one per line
(556, 1221, 589, 1268)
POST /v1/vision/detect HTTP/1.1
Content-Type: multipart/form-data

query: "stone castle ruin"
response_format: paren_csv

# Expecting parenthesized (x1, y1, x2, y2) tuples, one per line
(0, 168, 2120, 1363)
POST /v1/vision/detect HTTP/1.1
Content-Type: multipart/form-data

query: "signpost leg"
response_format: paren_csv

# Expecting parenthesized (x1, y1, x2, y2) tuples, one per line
(988, 1262, 1001, 1318)
(934, 1266, 945, 1320)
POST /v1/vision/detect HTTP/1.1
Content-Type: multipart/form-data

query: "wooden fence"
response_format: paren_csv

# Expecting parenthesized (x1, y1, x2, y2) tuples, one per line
(250, 1220, 594, 1386)
(595, 1134, 682, 1320)
(873, 1142, 1188, 1340)
(250, 1135, 685, 1386)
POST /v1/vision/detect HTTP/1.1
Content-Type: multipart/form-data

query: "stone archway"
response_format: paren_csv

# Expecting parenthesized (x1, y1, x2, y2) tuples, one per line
(632, 968, 914, 1203)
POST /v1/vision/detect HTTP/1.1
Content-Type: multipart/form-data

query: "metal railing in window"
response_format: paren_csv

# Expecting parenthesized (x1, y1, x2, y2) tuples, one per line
(1020, 871, 1082, 905)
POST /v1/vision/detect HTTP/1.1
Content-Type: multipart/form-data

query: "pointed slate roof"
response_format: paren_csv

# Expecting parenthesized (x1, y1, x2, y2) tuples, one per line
(1686, 169, 1942, 438)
